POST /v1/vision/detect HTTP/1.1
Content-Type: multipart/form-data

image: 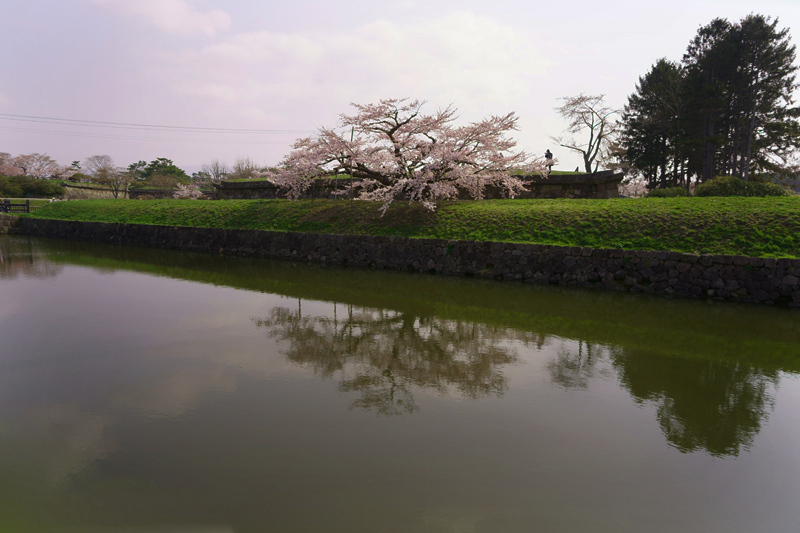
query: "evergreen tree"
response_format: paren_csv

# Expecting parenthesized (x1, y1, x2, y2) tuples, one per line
(618, 15, 799, 186)
(620, 59, 687, 189)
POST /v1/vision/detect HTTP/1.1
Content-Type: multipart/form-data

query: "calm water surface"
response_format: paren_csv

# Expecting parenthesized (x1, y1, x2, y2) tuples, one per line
(1, 234, 800, 532)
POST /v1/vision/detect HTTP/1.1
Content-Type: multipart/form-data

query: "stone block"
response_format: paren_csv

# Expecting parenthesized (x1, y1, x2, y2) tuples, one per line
(694, 279, 711, 290)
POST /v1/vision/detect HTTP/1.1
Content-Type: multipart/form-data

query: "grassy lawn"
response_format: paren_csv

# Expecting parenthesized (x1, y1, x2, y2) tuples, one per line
(21, 197, 800, 258)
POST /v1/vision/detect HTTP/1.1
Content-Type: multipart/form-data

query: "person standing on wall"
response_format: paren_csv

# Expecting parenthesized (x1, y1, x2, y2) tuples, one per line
(545, 149, 554, 176)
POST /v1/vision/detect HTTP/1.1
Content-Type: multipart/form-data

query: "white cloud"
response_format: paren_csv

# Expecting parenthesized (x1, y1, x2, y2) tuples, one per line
(165, 11, 551, 120)
(90, 0, 230, 38)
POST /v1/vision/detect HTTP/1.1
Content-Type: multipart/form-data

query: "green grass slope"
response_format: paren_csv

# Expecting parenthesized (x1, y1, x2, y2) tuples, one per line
(23, 197, 800, 258)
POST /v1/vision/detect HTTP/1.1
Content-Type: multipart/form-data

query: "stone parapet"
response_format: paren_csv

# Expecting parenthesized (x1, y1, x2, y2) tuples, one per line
(12, 218, 800, 307)
(213, 171, 623, 201)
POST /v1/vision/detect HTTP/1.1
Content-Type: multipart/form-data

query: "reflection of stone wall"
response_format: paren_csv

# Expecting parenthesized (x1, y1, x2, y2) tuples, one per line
(13, 217, 800, 307)
(213, 172, 623, 200)
(0, 225, 65, 278)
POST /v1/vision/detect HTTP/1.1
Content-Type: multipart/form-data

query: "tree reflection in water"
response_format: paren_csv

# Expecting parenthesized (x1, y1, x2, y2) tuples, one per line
(546, 339, 778, 457)
(547, 340, 615, 390)
(253, 302, 540, 415)
(612, 351, 778, 457)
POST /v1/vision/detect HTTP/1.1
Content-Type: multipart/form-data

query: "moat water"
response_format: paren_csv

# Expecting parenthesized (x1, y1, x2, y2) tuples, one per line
(1, 234, 800, 532)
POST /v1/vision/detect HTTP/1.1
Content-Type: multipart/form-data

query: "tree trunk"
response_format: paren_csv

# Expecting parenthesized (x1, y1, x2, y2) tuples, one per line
(743, 85, 759, 182)
(672, 147, 679, 187)
(702, 113, 715, 182)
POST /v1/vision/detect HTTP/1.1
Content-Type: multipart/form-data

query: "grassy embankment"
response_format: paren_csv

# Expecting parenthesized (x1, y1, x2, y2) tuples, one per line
(22, 197, 800, 258)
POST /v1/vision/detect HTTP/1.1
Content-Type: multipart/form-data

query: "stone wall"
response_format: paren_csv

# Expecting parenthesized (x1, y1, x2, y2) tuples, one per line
(11, 217, 799, 308)
(60, 184, 175, 200)
(0, 214, 18, 233)
(213, 171, 623, 201)
(61, 183, 119, 200)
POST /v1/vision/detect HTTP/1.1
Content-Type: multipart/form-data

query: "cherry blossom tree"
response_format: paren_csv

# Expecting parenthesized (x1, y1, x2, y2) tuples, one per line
(173, 183, 206, 199)
(1, 152, 74, 179)
(11, 153, 64, 179)
(0, 153, 22, 176)
(270, 98, 547, 212)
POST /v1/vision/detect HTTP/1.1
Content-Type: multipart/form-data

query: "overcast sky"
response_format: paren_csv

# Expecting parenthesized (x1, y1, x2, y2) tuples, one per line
(1, 0, 798, 173)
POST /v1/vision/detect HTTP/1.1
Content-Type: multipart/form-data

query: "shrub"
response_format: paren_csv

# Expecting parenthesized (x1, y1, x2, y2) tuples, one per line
(0, 176, 64, 198)
(23, 178, 66, 198)
(68, 172, 91, 182)
(0, 176, 24, 198)
(647, 187, 690, 198)
(695, 176, 790, 197)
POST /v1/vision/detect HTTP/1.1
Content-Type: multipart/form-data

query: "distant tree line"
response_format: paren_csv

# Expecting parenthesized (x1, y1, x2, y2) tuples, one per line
(617, 14, 799, 190)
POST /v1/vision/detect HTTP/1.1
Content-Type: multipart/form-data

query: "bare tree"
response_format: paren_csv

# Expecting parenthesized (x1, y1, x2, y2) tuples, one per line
(552, 94, 619, 174)
(228, 157, 259, 180)
(108, 169, 137, 199)
(200, 159, 229, 183)
(83, 156, 133, 198)
(84, 155, 115, 182)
